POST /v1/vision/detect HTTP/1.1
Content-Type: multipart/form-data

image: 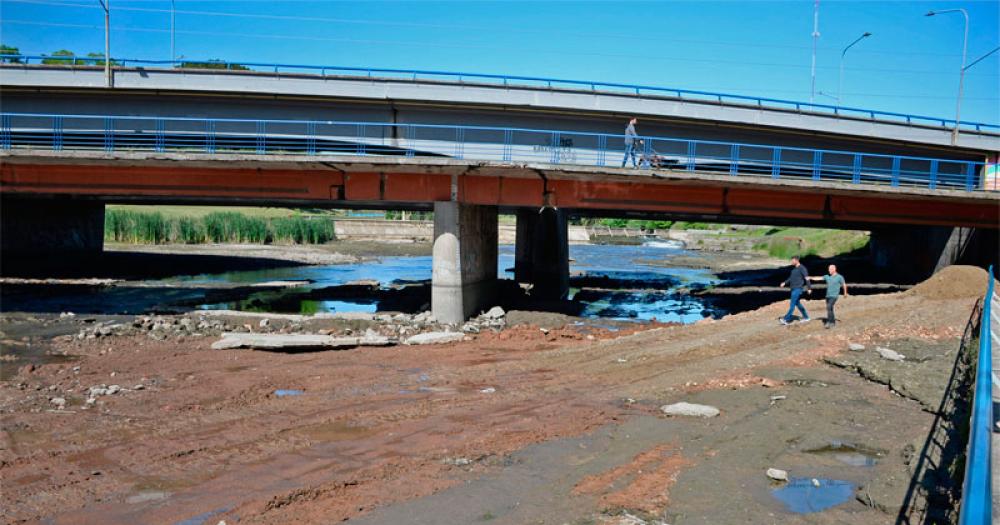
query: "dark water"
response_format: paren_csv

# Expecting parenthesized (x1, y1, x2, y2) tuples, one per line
(183, 243, 717, 323)
(772, 477, 856, 513)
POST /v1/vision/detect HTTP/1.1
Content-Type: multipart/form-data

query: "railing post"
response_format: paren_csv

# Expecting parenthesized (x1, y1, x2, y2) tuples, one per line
(155, 119, 165, 152)
(771, 147, 782, 179)
(104, 117, 114, 152)
(730, 144, 740, 176)
(306, 121, 316, 155)
(255, 121, 266, 154)
(686, 141, 697, 172)
(811, 151, 822, 181)
(53, 116, 63, 151)
(890, 157, 900, 187)
(0, 114, 11, 150)
(454, 127, 464, 159)
(965, 162, 976, 191)
(206, 120, 216, 153)
(642, 138, 652, 168)
(929, 160, 939, 190)
(405, 125, 415, 158)
(357, 124, 366, 155)
(597, 134, 607, 167)
(502, 129, 512, 162)
(851, 154, 861, 184)
(551, 132, 561, 164)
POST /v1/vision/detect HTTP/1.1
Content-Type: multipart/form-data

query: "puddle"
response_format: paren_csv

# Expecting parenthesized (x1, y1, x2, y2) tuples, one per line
(806, 441, 882, 467)
(274, 389, 303, 397)
(772, 477, 855, 513)
(298, 421, 376, 442)
(126, 490, 170, 504)
(1, 342, 79, 381)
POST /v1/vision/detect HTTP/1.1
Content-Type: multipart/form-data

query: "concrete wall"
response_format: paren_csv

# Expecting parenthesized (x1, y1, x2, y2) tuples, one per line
(333, 218, 589, 244)
(431, 202, 498, 323)
(1, 197, 105, 256)
(869, 226, 999, 282)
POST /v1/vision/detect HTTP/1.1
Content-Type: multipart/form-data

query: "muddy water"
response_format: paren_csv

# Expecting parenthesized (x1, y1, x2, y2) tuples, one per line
(185, 243, 717, 323)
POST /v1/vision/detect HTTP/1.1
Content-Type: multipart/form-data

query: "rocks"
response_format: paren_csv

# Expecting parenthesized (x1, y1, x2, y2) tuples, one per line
(479, 387, 496, 394)
(49, 397, 66, 409)
(403, 331, 465, 346)
(259, 318, 270, 328)
(481, 306, 506, 320)
(766, 468, 788, 482)
(106, 385, 122, 395)
(59, 312, 76, 319)
(660, 402, 720, 418)
(875, 347, 905, 361)
(848, 343, 865, 352)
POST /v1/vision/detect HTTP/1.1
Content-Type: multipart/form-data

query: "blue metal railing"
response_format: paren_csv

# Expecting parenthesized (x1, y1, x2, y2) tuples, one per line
(959, 266, 996, 524)
(1, 54, 998, 133)
(0, 112, 990, 192)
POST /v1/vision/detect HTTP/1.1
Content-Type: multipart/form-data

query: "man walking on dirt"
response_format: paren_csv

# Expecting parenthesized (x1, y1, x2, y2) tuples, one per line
(622, 117, 639, 168)
(779, 255, 811, 325)
(809, 264, 848, 329)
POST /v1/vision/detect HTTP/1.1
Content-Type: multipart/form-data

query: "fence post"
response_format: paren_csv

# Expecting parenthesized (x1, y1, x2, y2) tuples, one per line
(155, 119, 165, 152)
(206, 120, 216, 153)
(891, 157, 900, 187)
(255, 121, 266, 154)
(965, 163, 976, 191)
(1, 114, 11, 150)
(771, 147, 782, 179)
(306, 121, 316, 155)
(551, 132, 561, 164)
(454, 127, 464, 159)
(503, 129, 512, 162)
(357, 124, 366, 155)
(53, 116, 63, 151)
(686, 141, 697, 172)
(851, 154, 861, 184)
(104, 117, 114, 152)
(405, 125, 415, 158)
(597, 134, 607, 167)
(812, 151, 822, 181)
(642, 139, 652, 168)
(929, 160, 939, 190)
(730, 144, 740, 176)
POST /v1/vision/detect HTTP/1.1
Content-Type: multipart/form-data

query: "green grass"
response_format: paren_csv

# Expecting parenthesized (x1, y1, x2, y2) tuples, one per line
(749, 227, 869, 258)
(105, 209, 335, 245)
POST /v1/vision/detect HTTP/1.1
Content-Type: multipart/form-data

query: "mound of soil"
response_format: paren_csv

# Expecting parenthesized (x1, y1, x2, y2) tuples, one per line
(907, 265, 989, 300)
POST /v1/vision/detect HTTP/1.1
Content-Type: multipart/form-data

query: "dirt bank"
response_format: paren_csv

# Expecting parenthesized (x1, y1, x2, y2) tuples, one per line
(0, 265, 987, 524)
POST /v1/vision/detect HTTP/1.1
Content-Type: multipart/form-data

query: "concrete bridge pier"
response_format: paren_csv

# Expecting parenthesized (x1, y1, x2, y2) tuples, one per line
(869, 226, 999, 283)
(514, 207, 570, 300)
(1, 197, 105, 258)
(431, 201, 498, 324)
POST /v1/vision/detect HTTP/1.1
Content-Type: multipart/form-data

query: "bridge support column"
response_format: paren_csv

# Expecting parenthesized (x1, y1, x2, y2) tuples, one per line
(514, 207, 569, 300)
(431, 201, 498, 324)
(869, 226, 999, 283)
(1, 197, 105, 258)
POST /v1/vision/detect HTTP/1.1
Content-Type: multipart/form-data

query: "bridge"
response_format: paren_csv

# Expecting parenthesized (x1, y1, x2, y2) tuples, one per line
(1, 61, 998, 322)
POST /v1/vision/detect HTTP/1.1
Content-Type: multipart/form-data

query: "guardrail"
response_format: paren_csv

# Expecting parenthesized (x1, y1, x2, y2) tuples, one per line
(1, 54, 997, 134)
(0, 112, 989, 192)
(959, 265, 996, 524)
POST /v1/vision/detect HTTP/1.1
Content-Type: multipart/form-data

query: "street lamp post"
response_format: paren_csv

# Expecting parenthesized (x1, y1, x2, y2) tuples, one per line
(98, 0, 111, 87)
(170, 0, 175, 64)
(926, 8, 969, 146)
(810, 0, 820, 103)
(838, 32, 871, 106)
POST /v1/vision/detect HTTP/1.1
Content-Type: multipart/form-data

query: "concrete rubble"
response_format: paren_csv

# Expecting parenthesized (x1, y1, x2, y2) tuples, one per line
(403, 331, 465, 346)
(875, 346, 906, 361)
(659, 402, 720, 418)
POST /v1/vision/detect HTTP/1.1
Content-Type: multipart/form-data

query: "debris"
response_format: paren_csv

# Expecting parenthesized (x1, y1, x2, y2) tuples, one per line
(403, 332, 465, 346)
(106, 385, 121, 395)
(211, 333, 372, 350)
(481, 306, 506, 320)
(811, 478, 821, 487)
(133, 384, 144, 390)
(259, 318, 270, 328)
(660, 402, 720, 418)
(50, 397, 66, 408)
(875, 347, 905, 361)
(769, 395, 786, 403)
(766, 468, 789, 482)
(274, 389, 303, 397)
(442, 457, 472, 466)
(479, 387, 496, 394)
(616, 358, 628, 363)
(848, 343, 865, 352)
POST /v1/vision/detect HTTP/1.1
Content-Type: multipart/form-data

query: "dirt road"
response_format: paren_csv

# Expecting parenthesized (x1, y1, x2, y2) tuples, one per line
(0, 266, 987, 524)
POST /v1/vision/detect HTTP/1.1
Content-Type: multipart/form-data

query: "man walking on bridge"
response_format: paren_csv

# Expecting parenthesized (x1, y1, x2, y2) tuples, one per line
(809, 264, 848, 328)
(622, 117, 639, 168)
(779, 255, 811, 325)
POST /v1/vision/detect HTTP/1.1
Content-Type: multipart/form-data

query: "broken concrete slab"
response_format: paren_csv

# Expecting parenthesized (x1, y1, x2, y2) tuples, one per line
(211, 333, 366, 350)
(403, 331, 465, 345)
(659, 402, 720, 418)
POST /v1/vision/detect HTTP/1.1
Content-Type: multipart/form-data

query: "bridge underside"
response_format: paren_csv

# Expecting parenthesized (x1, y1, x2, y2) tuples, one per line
(2, 151, 997, 320)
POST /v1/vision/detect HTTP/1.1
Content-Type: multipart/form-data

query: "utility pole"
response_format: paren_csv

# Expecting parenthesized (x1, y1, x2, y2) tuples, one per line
(171, 0, 175, 64)
(99, 0, 111, 87)
(810, 0, 820, 103)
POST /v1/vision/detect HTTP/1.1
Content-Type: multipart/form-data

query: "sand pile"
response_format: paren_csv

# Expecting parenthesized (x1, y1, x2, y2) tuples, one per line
(907, 265, 990, 300)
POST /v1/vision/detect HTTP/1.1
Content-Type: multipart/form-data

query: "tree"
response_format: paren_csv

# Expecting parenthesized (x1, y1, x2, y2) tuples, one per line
(180, 59, 250, 71)
(86, 52, 119, 66)
(42, 49, 75, 65)
(0, 44, 22, 63)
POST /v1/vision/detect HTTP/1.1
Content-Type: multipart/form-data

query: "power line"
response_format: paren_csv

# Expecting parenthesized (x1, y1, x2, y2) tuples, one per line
(4, 0, 984, 59)
(4, 18, 996, 77)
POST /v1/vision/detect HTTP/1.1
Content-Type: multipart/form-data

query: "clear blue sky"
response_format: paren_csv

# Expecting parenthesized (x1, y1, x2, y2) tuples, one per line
(2, 0, 998, 124)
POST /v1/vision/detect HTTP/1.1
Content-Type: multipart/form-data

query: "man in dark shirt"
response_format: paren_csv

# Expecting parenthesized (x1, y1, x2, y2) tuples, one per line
(778, 255, 811, 325)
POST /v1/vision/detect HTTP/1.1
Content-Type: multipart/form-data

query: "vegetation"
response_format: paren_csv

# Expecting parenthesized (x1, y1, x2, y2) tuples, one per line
(384, 210, 433, 220)
(1, 44, 21, 62)
(750, 227, 870, 259)
(105, 209, 335, 245)
(41, 49, 75, 65)
(180, 59, 250, 71)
